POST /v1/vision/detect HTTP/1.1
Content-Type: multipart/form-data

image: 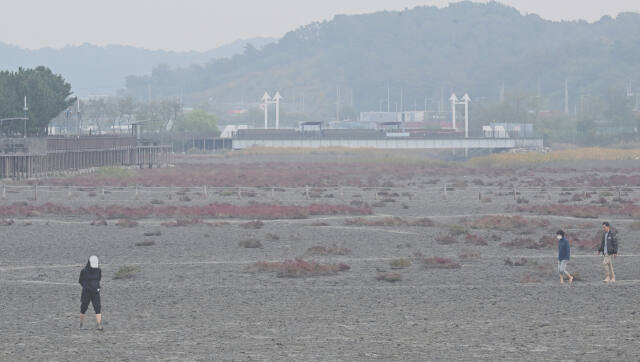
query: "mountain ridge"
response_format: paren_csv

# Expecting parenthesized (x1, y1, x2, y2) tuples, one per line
(122, 2, 640, 118)
(0, 37, 276, 95)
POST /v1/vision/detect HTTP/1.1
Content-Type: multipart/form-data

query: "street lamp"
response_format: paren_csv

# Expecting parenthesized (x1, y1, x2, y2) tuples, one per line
(23, 96, 28, 138)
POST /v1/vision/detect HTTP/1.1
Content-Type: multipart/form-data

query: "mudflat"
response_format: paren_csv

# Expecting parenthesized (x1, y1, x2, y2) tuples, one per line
(1, 153, 639, 360)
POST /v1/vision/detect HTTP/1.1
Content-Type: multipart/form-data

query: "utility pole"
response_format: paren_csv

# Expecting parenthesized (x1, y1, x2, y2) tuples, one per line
(76, 99, 81, 135)
(400, 88, 404, 113)
(23, 96, 28, 138)
(564, 79, 569, 115)
(336, 87, 341, 122)
(387, 87, 390, 112)
(350, 88, 353, 108)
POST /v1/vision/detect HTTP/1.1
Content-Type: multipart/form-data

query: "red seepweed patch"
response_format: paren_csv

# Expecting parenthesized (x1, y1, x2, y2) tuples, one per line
(253, 259, 350, 278)
(421, 257, 461, 269)
(0, 202, 370, 220)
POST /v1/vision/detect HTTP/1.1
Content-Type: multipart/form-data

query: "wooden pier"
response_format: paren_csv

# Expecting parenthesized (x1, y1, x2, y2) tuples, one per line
(0, 145, 173, 180)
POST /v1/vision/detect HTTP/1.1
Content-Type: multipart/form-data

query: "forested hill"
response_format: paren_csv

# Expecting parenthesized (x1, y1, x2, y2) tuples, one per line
(124, 1, 640, 118)
(0, 37, 275, 96)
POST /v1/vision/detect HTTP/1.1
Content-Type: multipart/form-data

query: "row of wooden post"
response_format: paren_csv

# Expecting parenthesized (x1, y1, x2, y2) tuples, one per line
(0, 184, 626, 202)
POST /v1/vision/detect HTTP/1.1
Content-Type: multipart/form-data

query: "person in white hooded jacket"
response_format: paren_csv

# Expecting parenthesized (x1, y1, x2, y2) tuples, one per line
(78, 255, 103, 330)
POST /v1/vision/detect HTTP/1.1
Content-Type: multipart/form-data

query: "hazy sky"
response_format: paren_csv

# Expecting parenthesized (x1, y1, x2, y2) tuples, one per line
(2, 0, 640, 51)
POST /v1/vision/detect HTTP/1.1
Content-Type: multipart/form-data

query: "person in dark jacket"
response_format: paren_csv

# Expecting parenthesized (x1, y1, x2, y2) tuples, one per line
(557, 230, 573, 284)
(79, 255, 103, 330)
(598, 222, 618, 283)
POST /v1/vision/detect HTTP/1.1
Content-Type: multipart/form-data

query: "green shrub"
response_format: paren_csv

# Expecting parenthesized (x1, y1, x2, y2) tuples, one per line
(389, 258, 411, 269)
(113, 266, 140, 280)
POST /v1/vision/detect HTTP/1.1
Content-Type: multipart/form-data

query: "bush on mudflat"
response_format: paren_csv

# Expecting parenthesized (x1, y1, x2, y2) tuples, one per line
(240, 220, 264, 229)
(376, 273, 402, 282)
(161, 219, 202, 227)
(238, 239, 263, 248)
(253, 259, 350, 278)
(389, 258, 411, 269)
(305, 245, 351, 256)
(113, 266, 140, 280)
(116, 219, 138, 228)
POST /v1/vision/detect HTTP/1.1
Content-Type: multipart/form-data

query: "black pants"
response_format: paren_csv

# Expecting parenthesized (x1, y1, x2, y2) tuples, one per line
(80, 289, 101, 314)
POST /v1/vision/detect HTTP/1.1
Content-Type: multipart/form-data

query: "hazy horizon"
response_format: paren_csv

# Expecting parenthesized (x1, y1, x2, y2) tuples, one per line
(3, 0, 640, 52)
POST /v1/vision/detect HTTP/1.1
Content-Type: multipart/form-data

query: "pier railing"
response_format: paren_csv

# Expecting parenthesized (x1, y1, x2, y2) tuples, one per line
(0, 146, 173, 180)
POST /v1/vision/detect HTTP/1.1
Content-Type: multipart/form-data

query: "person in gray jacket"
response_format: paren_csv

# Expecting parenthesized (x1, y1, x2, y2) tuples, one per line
(557, 230, 573, 284)
(598, 222, 618, 283)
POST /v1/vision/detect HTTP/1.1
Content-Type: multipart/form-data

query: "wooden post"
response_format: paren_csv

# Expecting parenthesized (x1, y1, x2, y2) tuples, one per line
(238, 187, 242, 199)
(34, 184, 37, 201)
(203, 185, 208, 199)
(513, 186, 517, 201)
(2, 183, 5, 199)
(478, 191, 482, 201)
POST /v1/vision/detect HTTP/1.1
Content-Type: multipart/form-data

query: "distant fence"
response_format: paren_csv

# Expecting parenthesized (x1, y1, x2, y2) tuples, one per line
(47, 135, 137, 151)
(0, 146, 173, 180)
(0, 184, 632, 203)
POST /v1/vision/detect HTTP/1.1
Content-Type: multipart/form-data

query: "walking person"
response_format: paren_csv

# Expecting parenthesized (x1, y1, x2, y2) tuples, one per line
(79, 255, 103, 330)
(557, 230, 573, 284)
(598, 222, 618, 283)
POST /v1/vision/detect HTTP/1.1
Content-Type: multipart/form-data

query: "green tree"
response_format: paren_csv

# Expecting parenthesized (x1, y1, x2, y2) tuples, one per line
(537, 113, 577, 145)
(0, 66, 75, 136)
(178, 109, 219, 134)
